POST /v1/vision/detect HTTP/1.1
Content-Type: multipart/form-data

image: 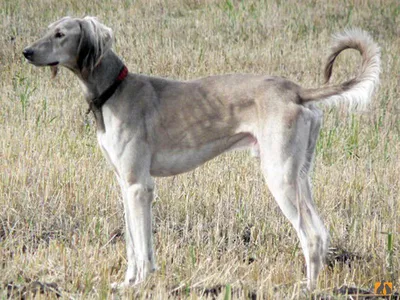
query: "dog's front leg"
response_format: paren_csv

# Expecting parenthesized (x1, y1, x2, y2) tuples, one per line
(121, 179, 156, 286)
(111, 157, 156, 289)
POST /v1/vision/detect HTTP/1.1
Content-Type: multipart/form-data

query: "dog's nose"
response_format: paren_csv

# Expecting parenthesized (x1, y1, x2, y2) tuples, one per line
(23, 48, 34, 59)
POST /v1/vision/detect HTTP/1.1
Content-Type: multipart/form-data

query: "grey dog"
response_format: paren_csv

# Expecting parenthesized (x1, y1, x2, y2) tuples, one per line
(23, 16, 380, 289)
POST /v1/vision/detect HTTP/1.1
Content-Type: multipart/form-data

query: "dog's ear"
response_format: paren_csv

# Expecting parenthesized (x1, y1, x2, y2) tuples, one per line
(77, 17, 113, 74)
(77, 19, 97, 74)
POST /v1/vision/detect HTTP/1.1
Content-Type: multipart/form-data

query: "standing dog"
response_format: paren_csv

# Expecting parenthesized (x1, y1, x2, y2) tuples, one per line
(23, 17, 380, 289)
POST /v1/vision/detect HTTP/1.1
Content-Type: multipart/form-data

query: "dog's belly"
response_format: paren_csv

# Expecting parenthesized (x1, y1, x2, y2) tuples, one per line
(150, 133, 256, 176)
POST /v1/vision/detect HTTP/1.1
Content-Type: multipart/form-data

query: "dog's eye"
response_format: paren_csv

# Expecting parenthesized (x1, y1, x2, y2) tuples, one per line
(55, 32, 65, 38)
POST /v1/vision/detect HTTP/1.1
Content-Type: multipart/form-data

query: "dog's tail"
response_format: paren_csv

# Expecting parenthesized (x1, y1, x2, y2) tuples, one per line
(300, 29, 380, 109)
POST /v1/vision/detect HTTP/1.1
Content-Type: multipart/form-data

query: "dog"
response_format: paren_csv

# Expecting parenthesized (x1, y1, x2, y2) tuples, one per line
(23, 16, 380, 290)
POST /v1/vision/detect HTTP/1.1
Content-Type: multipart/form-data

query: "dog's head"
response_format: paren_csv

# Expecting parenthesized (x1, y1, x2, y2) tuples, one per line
(23, 16, 113, 78)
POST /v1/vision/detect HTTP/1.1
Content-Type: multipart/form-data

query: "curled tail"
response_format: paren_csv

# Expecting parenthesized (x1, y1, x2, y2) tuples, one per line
(300, 29, 380, 109)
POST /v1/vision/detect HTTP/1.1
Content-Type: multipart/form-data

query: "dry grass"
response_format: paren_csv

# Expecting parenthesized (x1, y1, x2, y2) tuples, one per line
(1, 0, 400, 298)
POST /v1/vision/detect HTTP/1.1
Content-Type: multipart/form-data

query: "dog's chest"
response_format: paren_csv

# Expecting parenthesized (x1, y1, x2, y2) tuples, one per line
(96, 129, 123, 175)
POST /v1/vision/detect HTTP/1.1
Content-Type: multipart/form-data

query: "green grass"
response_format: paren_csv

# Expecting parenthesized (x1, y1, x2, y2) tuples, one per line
(1, 0, 399, 298)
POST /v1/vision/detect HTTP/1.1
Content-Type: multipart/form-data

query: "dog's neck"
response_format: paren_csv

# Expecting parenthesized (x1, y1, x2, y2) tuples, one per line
(75, 50, 125, 133)
(77, 50, 125, 103)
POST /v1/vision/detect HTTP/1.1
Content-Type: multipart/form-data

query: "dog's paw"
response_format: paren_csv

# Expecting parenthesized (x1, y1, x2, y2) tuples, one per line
(112, 260, 157, 291)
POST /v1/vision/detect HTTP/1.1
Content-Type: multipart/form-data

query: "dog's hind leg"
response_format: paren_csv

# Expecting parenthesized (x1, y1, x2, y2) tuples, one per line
(258, 106, 328, 290)
(296, 107, 329, 289)
(299, 106, 329, 269)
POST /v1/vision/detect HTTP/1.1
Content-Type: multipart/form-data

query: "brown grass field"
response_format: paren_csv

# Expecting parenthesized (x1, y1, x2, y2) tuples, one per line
(1, 0, 399, 298)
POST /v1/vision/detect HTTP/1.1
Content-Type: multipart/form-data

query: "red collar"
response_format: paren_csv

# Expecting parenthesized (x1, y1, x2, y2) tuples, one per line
(88, 65, 128, 112)
(116, 65, 128, 81)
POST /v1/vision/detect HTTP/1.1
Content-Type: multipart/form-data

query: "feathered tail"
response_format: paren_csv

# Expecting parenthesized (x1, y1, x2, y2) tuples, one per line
(300, 29, 381, 109)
